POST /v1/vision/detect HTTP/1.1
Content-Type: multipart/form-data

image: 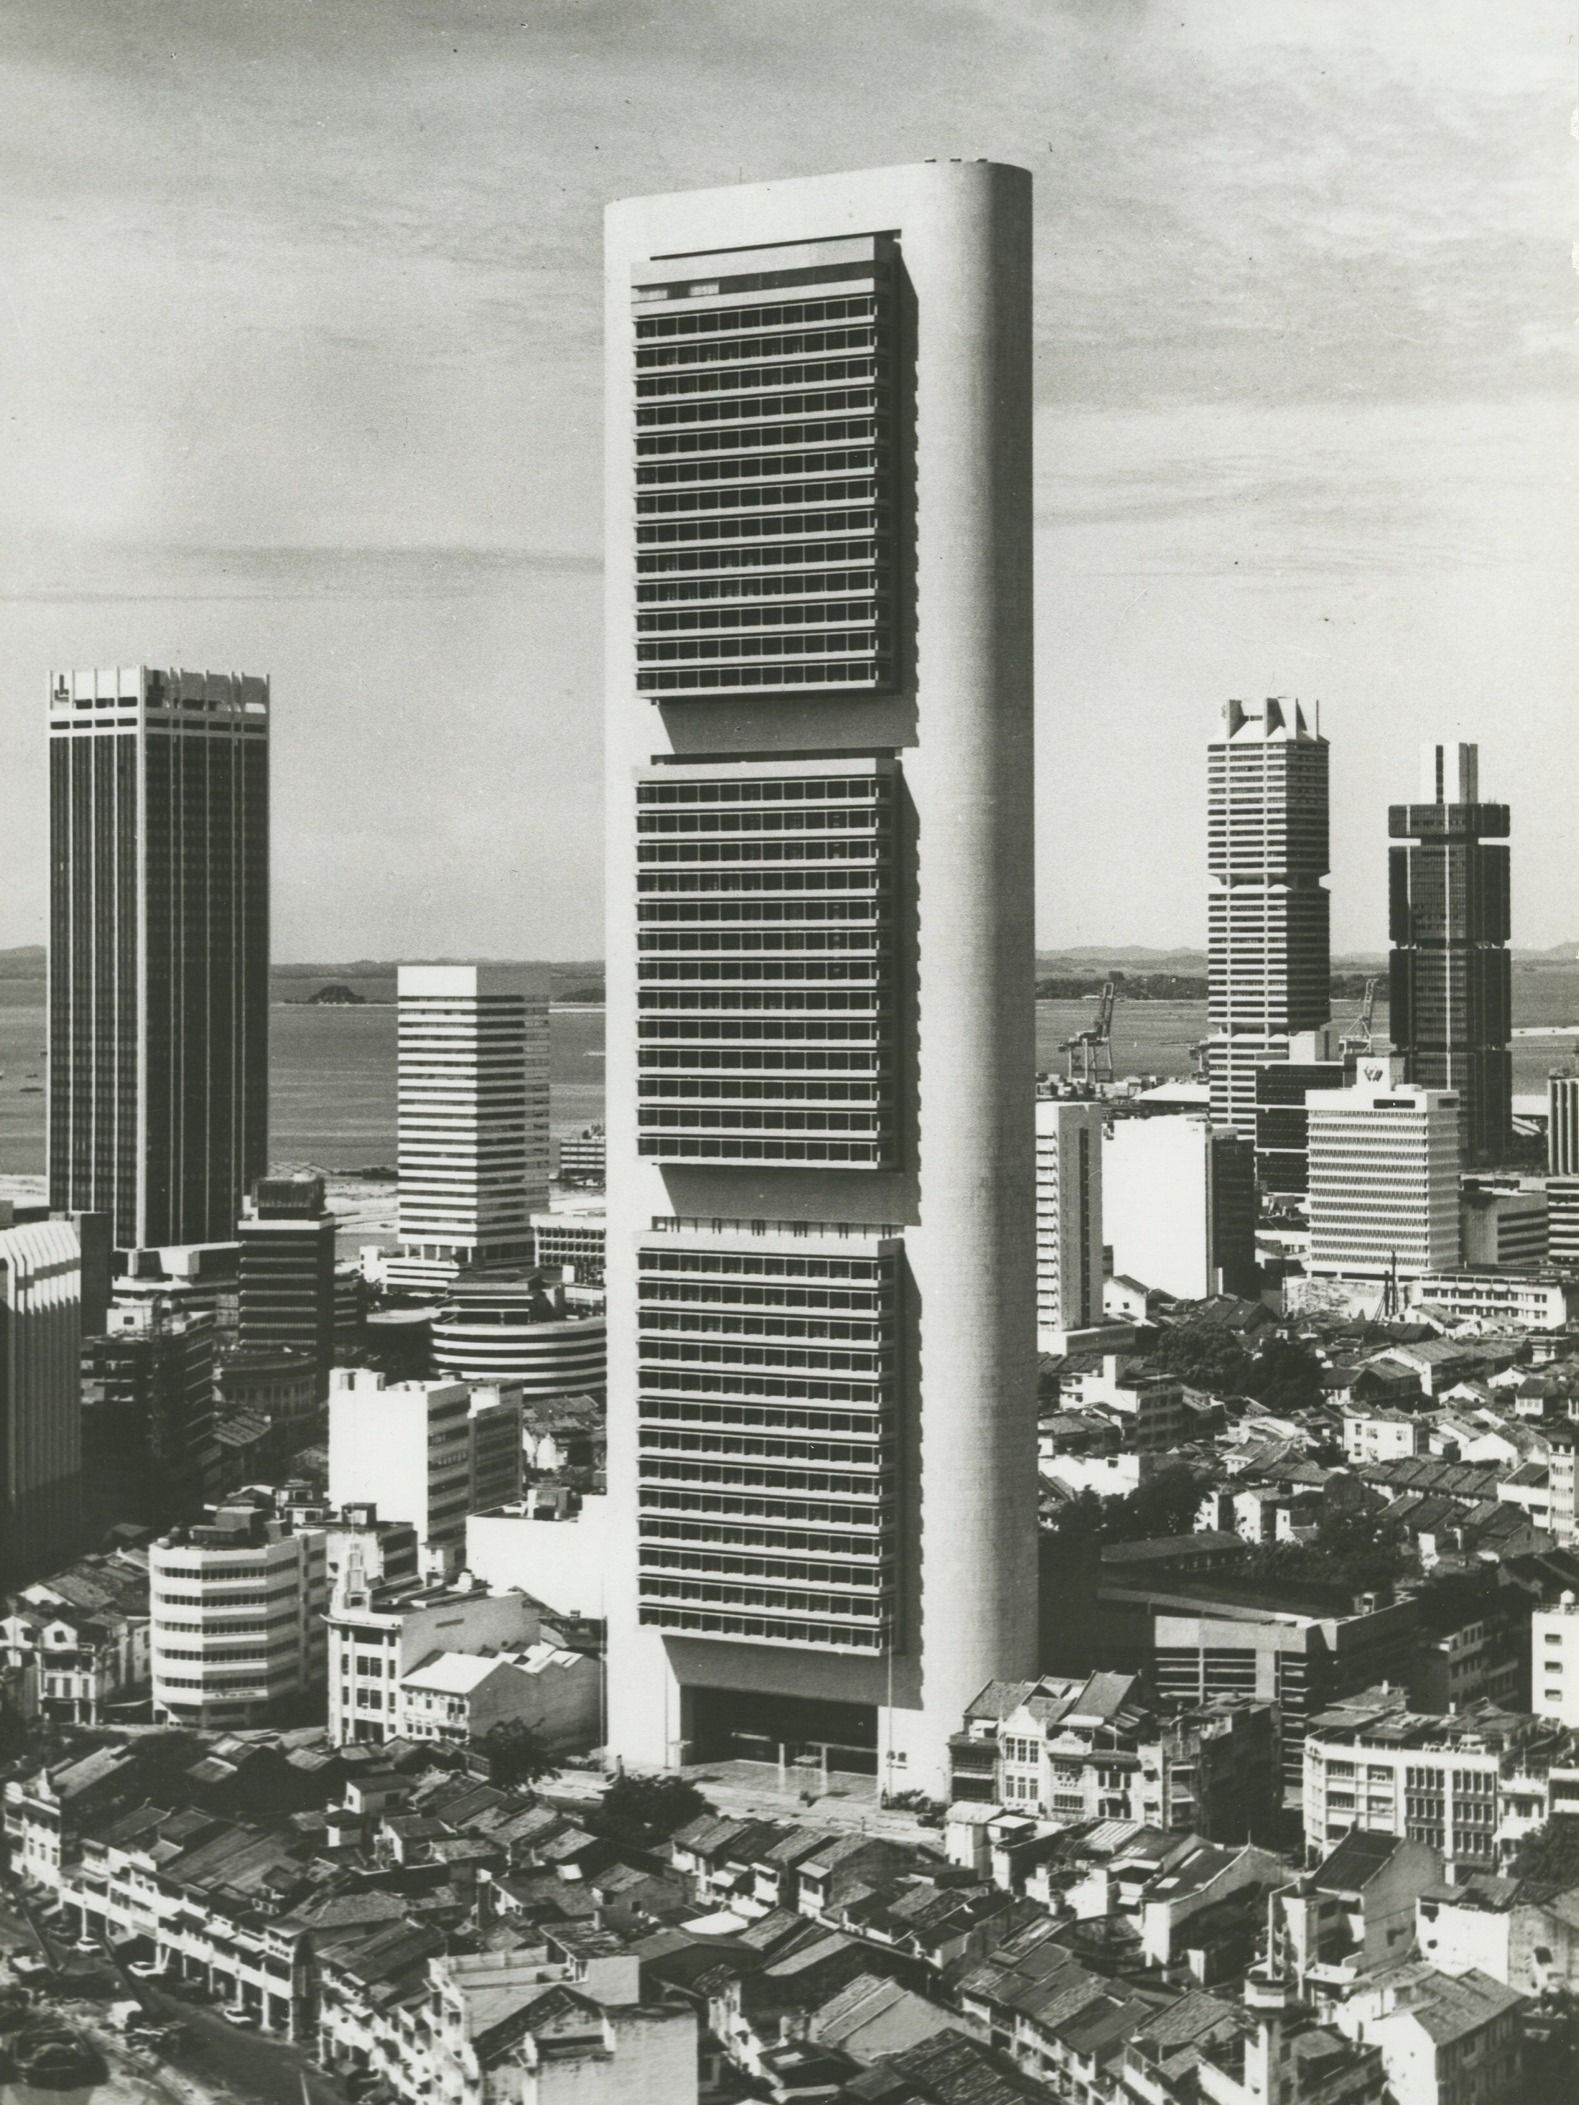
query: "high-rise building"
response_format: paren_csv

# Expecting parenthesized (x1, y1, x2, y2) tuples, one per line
(48, 667, 269, 1252)
(602, 161, 1039, 1793)
(386, 966, 550, 1295)
(237, 1173, 338, 1399)
(1035, 1100, 1104, 1347)
(0, 1216, 83, 1583)
(1103, 1115, 1251, 1301)
(1306, 1065, 1461, 1281)
(1549, 1074, 1579, 1176)
(1253, 1028, 1352, 1199)
(81, 1300, 217, 1539)
(1388, 743, 1511, 1166)
(1207, 698, 1330, 1139)
(327, 1368, 522, 1573)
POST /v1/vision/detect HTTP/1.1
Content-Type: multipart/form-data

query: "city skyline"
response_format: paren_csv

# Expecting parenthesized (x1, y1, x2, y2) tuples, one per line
(0, 2, 1572, 961)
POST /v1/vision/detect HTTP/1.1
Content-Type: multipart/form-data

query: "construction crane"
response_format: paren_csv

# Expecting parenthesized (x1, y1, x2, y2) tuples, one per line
(1063, 980, 1117, 1086)
(1339, 977, 1380, 1059)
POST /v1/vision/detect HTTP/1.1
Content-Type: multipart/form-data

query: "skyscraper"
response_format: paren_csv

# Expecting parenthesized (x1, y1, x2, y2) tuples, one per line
(48, 667, 269, 1252)
(1389, 743, 1511, 1167)
(1206, 698, 1330, 1140)
(603, 160, 1039, 1794)
(237, 1173, 338, 1399)
(385, 965, 551, 1294)
(0, 1213, 84, 1583)
(1035, 1100, 1104, 1347)
(1306, 1063, 1461, 1282)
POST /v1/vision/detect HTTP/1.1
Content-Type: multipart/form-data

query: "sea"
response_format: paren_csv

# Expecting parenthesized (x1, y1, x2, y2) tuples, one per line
(3, 970, 1579, 1177)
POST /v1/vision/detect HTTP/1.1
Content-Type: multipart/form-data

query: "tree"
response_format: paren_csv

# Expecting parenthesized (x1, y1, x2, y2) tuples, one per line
(1119, 1464, 1207, 1542)
(598, 1771, 710, 1844)
(480, 1719, 555, 1790)
(1512, 1815, 1579, 1885)
(1245, 1337, 1324, 1416)
(1149, 1321, 1252, 1396)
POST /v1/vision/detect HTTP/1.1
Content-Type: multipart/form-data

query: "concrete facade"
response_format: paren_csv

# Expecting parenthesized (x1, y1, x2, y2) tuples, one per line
(1035, 1099, 1104, 1348)
(387, 965, 550, 1294)
(602, 161, 1039, 1794)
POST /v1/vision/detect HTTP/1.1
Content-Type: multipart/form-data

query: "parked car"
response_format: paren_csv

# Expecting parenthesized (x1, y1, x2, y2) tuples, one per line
(127, 1960, 164, 1979)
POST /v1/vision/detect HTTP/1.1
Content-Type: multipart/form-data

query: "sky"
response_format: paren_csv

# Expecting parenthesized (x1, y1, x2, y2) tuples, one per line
(0, 0, 1572, 960)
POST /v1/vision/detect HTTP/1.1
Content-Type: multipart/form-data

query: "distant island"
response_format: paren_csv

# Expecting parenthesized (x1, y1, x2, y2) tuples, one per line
(302, 983, 367, 1006)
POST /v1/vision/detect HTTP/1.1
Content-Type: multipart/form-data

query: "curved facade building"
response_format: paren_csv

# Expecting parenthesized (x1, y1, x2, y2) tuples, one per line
(602, 161, 1040, 1795)
(149, 1506, 325, 1727)
(431, 1272, 606, 1401)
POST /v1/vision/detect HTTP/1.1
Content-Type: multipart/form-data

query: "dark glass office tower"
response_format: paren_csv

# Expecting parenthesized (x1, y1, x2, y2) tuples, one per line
(49, 668, 270, 1252)
(1388, 743, 1510, 1167)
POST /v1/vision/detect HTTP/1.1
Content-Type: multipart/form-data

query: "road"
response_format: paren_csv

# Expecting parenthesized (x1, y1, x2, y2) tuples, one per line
(0, 1903, 343, 2105)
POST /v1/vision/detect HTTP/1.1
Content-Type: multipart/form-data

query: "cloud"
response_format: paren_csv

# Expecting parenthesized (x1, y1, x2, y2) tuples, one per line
(0, 544, 602, 605)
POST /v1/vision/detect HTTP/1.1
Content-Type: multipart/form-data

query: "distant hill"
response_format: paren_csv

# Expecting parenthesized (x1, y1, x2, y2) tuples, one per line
(0, 946, 45, 979)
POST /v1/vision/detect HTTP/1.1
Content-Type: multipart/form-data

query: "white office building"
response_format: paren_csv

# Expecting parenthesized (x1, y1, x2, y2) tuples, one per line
(327, 1369, 522, 1574)
(602, 161, 1040, 1795)
(1307, 1066, 1461, 1281)
(1103, 1115, 1223, 1300)
(1035, 1100, 1104, 1349)
(386, 965, 550, 1294)
(1207, 697, 1331, 1138)
(149, 1503, 326, 1727)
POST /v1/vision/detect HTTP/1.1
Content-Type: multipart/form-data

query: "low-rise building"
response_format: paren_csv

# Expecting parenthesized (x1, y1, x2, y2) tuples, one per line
(325, 1564, 547, 1746)
(1, 1550, 151, 1725)
(1410, 1268, 1576, 1332)
(1342, 1406, 1427, 1466)
(1303, 1686, 1579, 1876)
(1329, 1959, 1523, 2105)
(950, 1673, 1279, 1844)
(1269, 1831, 1442, 1995)
(397, 1642, 599, 1753)
(1416, 1874, 1579, 1996)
